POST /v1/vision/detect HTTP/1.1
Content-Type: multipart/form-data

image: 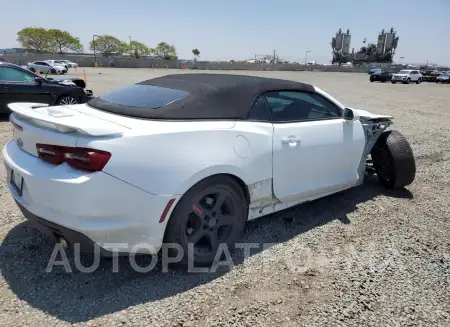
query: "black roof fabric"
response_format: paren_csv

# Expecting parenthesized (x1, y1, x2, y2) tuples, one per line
(88, 73, 315, 120)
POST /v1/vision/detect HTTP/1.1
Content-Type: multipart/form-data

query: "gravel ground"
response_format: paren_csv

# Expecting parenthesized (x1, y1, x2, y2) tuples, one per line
(0, 69, 449, 327)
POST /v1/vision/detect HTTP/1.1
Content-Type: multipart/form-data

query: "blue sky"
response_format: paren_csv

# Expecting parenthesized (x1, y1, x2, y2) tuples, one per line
(1, 0, 449, 65)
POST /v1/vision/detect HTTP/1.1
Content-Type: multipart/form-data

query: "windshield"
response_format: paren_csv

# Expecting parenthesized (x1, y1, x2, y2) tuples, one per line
(399, 70, 411, 74)
(93, 84, 189, 109)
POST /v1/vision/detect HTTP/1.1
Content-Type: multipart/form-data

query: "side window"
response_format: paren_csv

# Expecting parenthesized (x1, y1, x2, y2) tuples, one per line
(246, 95, 271, 121)
(263, 91, 342, 123)
(0, 67, 35, 82)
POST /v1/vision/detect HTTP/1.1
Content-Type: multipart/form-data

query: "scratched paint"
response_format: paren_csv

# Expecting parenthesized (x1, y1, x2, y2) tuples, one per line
(247, 178, 273, 205)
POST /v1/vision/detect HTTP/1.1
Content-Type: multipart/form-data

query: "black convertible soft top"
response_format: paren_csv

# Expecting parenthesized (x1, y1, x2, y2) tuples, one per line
(88, 73, 315, 120)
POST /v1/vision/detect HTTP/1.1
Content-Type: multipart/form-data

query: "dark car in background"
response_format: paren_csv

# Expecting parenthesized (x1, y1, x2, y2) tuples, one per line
(436, 72, 450, 84)
(370, 71, 392, 83)
(421, 70, 442, 82)
(0, 62, 93, 113)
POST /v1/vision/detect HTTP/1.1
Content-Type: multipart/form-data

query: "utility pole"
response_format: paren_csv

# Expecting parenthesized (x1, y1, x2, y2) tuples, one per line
(129, 36, 132, 57)
(273, 49, 276, 63)
(93, 34, 98, 67)
(305, 50, 311, 65)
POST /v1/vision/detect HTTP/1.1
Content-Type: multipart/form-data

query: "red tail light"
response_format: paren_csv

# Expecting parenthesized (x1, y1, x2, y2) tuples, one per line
(36, 144, 111, 172)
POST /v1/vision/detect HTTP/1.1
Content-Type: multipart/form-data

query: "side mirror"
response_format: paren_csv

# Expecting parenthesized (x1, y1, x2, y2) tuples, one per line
(34, 77, 43, 85)
(344, 108, 356, 121)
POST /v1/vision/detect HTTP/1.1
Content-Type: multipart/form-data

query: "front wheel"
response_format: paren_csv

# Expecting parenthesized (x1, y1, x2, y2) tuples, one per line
(164, 176, 247, 266)
(50, 68, 56, 74)
(391, 81, 396, 84)
(57, 95, 78, 105)
(371, 130, 416, 189)
(416, 78, 422, 84)
(403, 78, 410, 84)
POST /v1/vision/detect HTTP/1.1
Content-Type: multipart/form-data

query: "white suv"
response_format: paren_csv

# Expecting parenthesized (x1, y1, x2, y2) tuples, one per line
(391, 69, 423, 84)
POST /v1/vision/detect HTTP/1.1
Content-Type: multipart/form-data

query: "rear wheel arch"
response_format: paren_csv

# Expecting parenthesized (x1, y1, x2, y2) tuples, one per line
(162, 173, 250, 265)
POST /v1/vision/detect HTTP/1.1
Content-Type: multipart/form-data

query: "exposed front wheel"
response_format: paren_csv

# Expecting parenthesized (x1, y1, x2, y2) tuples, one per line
(403, 78, 410, 84)
(371, 130, 416, 189)
(391, 81, 396, 84)
(416, 78, 422, 84)
(164, 176, 247, 266)
(57, 96, 78, 105)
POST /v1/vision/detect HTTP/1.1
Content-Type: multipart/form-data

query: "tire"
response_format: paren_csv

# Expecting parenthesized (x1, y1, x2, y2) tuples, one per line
(403, 78, 410, 84)
(50, 68, 56, 74)
(371, 130, 416, 189)
(57, 95, 78, 105)
(416, 78, 422, 84)
(391, 81, 396, 84)
(370, 78, 374, 83)
(164, 175, 247, 266)
(29, 67, 36, 73)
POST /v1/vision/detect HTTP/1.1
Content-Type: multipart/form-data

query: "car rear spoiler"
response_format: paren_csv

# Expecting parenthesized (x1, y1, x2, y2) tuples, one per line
(8, 102, 128, 136)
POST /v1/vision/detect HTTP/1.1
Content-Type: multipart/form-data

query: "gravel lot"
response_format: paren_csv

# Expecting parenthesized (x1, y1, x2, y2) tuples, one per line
(0, 69, 449, 327)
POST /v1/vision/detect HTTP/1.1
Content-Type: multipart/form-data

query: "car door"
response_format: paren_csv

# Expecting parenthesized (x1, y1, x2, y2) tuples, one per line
(0, 66, 53, 110)
(36, 61, 50, 73)
(410, 71, 419, 81)
(265, 90, 366, 202)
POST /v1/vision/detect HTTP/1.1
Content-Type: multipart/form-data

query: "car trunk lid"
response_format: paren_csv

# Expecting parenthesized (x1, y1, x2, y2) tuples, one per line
(8, 102, 130, 157)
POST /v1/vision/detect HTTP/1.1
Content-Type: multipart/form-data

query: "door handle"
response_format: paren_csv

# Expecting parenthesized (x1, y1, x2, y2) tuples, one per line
(281, 136, 301, 145)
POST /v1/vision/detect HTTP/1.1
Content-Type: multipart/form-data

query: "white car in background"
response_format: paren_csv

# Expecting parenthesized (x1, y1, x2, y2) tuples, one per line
(391, 69, 423, 84)
(2, 74, 416, 266)
(27, 61, 67, 75)
(55, 60, 78, 68)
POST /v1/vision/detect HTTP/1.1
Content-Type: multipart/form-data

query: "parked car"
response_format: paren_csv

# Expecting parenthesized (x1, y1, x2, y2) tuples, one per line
(55, 60, 78, 68)
(3, 74, 416, 266)
(45, 60, 69, 70)
(370, 71, 392, 83)
(0, 62, 93, 113)
(422, 70, 442, 82)
(391, 70, 423, 84)
(436, 72, 450, 84)
(27, 61, 67, 75)
(368, 68, 381, 75)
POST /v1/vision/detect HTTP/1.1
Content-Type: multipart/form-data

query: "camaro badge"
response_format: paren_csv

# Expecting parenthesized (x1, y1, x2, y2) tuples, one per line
(16, 138, 23, 148)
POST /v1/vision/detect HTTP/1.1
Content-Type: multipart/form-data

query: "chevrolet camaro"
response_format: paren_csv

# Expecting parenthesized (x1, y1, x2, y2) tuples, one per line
(2, 74, 416, 265)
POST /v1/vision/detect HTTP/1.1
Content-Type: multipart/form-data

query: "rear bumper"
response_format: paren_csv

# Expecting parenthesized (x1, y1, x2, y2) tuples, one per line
(3, 140, 178, 254)
(16, 201, 116, 256)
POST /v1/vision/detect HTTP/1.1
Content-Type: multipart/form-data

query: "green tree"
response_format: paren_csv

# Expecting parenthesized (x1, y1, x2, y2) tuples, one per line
(89, 35, 127, 56)
(48, 29, 83, 54)
(153, 42, 177, 60)
(129, 41, 153, 58)
(17, 27, 52, 52)
(192, 48, 200, 61)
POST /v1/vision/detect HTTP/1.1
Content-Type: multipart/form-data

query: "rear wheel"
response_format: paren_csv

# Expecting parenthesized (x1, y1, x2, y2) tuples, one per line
(164, 176, 247, 266)
(391, 81, 396, 84)
(50, 68, 56, 74)
(29, 67, 36, 73)
(371, 130, 416, 189)
(57, 95, 78, 105)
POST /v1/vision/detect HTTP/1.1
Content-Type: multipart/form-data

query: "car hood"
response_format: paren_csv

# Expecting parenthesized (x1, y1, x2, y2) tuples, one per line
(48, 77, 86, 88)
(347, 107, 393, 120)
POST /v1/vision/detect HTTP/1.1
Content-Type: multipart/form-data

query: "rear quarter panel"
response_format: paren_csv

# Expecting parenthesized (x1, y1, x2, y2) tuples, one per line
(76, 120, 273, 196)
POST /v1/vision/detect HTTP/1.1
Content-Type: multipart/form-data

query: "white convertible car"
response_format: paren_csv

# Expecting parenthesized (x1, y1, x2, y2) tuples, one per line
(2, 74, 416, 265)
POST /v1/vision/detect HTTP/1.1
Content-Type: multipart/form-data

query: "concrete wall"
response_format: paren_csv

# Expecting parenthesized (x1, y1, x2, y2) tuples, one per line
(1, 53, 400, 73)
